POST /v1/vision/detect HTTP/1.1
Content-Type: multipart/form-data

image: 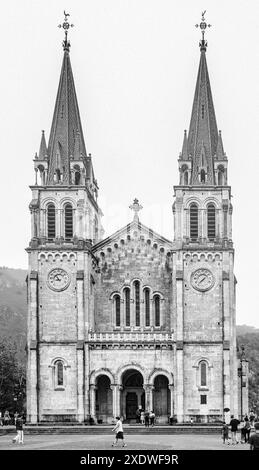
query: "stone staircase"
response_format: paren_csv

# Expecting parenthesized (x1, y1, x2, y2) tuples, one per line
(0, 424, 222, 435)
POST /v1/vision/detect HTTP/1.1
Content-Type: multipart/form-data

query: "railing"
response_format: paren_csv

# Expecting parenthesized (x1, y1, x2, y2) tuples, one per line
(87, 331, 174, 342)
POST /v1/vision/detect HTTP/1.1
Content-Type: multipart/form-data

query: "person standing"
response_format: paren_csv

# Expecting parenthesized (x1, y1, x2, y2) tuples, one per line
(136, 408, 141, 424)
(229, 415, 240, 445)
(144, 411, 150, 427)
(249, 422, 259, 450)
(0, 411, 3, 426)
(150, 411, 155, 427)
(4, 410, 10, 426)
(222, 422, 230, 445)
(140, 410, 145, 425)
(244, 417, 251, 443)
(112, 416, 127, 447)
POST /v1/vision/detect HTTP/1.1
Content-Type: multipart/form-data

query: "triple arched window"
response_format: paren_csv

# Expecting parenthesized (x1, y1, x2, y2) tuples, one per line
(112, 283, 162, 328)
(189, 202, 216, 240)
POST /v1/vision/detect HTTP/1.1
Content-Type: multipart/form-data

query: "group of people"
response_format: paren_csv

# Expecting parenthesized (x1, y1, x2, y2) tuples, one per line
(222, 414, 259, 449)
(0, 410, 21, 426)
(136, 408, 156, 427)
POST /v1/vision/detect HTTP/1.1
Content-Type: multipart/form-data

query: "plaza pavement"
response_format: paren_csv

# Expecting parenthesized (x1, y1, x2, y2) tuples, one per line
(0, 432, 250, 450)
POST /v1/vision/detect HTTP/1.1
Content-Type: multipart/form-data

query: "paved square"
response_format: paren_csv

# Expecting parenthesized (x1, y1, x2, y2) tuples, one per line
(0, 433, 250, 450)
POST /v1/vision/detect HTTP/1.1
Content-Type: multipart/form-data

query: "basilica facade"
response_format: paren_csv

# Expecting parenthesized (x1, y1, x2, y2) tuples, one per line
(26, 16, 248, 424)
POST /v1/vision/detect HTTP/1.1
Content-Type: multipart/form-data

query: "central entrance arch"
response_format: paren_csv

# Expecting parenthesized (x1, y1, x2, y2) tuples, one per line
(121, 369, 145, 421)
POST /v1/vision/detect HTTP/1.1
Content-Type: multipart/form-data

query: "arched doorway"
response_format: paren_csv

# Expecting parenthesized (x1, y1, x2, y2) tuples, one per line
(121, 370, 145, 422)
(95, 375, 113, 423)
(153, 375, 170, 423)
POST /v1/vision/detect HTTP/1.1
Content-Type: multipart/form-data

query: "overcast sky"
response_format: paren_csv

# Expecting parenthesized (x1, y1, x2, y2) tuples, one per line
(1, 0, 259, 328)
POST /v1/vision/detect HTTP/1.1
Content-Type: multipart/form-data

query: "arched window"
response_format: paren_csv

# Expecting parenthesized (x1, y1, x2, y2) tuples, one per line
(190, 203, 198, 240)
(56, 360, 64, 387)
(115, 295, 120, 327)
(75, 171, 80, 185)
(94, 216, 98, 242)
(144, 288, 150, 327)
(207, 204, 216, 240)
(218, 170, 224, 185)
(154, 295, 160, 327)
(184, 171, 188, 185)
(124, 288, 130, 327)
(200, 361, 207, 387)
(56, 169, 61, 182)
(200, 169, 206, 183)
(134, 281, 140, 327)
(64, 203, 73, 239)
(47, 203, 56, 240)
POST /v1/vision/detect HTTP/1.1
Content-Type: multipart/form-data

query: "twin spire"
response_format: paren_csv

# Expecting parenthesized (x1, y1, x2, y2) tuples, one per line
(35, 12, 227, 189)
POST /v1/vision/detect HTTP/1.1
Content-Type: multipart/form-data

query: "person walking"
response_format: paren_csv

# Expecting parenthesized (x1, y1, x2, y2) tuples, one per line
(12, 414, 24, 445)
(112, 416, 127, 447)
(229, 415, 240, 445)
(249, 422, 259, 450)
(150, 411, 155, 427)
(222, 422, 230, 445)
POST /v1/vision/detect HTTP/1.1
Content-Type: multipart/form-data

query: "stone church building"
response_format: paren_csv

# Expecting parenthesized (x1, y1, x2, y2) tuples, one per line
(26, 16, 248, 424)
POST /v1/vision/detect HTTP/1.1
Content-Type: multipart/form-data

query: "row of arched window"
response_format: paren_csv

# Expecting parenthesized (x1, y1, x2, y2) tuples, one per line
(189, 203, 216, 240)
(113, 281, 162, 328)
(46, 203, 99, 242)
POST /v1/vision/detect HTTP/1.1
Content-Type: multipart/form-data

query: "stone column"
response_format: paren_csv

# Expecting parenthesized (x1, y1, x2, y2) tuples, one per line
(89, 385, 97, 422)
(76, 271, 85, 422)
(175, 268, 184, 422)
(169, 385, 174, 417)
(27, 271, 38, 424)
(110, 385, 117, 418)
(143, 385, 153, 411)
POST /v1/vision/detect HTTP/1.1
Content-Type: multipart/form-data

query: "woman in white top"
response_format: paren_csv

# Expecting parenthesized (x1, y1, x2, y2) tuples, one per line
(112, 416, 127, 447)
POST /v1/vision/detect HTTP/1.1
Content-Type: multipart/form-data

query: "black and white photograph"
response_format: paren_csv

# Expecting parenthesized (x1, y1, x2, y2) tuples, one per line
(0, 0, 259, 463)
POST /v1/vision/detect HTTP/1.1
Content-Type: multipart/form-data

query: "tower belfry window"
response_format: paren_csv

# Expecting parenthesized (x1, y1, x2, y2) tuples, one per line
(64, 203, 73, 239)
(200, 169, 206, 183)
(207, 204, 216, 239)
(47, 204, 56, 240)
(190, 203, 198, 240)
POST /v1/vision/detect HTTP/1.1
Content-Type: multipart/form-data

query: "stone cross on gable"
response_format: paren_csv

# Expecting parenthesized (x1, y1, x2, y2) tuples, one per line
(129, 198, 143, 222)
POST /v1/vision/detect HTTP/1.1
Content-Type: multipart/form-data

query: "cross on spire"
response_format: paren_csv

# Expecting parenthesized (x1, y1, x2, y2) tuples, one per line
(195, 11, 211, 51)
(129, 198, 143, 222)
(58, 11, 74, 52)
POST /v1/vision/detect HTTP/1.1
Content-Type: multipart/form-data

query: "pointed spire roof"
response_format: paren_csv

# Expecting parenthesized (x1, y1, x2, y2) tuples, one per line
(187, 47, 218, 184)
(180, 129, 188, 160)
(215, 130, 226, 159)
(47, 48, 87, 185)
(39, 130, 48, 160)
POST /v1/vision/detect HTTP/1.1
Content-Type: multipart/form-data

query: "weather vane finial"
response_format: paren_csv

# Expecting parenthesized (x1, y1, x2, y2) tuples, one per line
(195, 11, 211, 51)
(129, 198, 143, 222)
(58, 11, 74, 52)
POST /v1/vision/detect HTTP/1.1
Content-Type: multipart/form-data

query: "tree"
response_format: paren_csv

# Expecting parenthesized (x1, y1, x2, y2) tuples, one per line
(0, 338, 26, 413)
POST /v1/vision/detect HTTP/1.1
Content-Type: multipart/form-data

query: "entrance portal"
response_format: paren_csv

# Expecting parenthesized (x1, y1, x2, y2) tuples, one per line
(121, 370, 145, 421)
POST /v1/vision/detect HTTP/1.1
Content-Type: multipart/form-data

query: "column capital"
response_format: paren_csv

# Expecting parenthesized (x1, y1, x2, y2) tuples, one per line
(89, 384, 97, 390)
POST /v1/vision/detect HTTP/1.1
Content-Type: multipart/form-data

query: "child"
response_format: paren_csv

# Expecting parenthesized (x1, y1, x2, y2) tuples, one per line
(222, 422, 230, 445)
(112, 416, 126, 447)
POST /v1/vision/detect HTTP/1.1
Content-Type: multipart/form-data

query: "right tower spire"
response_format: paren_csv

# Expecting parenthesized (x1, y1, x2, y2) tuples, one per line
(179, 12, 227, 187)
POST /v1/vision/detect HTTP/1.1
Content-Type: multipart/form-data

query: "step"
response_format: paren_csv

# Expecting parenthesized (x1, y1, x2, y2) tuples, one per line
(0, 425, 222, 435)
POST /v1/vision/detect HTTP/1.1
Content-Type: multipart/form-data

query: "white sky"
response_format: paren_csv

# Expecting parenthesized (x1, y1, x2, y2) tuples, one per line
(1, 0, 259, 327)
